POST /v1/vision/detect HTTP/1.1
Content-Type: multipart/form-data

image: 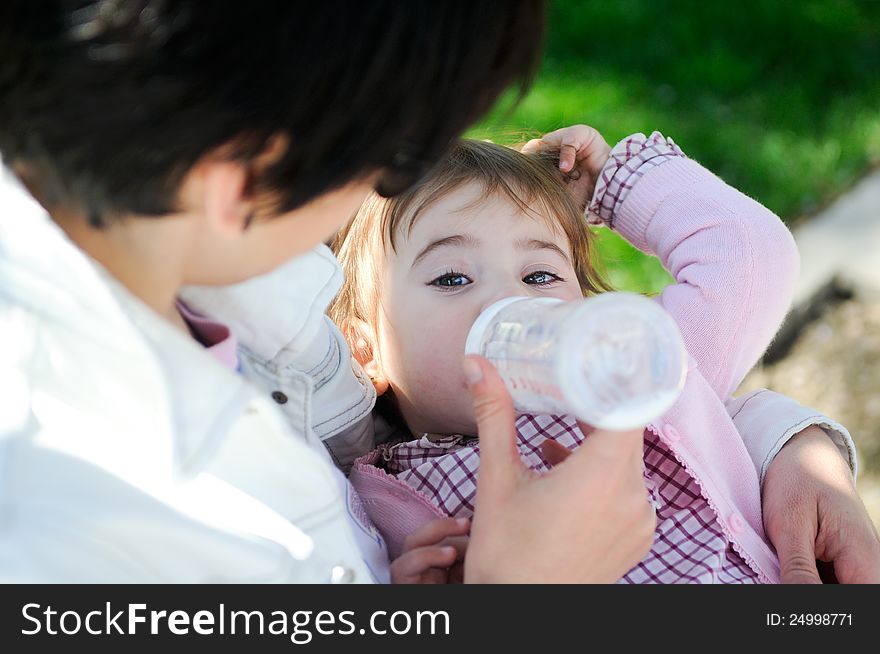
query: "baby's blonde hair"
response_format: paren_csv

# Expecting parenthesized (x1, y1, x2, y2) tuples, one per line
(329, 139, 610, 357)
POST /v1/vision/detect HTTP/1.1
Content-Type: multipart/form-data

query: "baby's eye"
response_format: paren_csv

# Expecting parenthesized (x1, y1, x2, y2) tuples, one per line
(429, 272, 472, 288)
(523, 271, 563, 286)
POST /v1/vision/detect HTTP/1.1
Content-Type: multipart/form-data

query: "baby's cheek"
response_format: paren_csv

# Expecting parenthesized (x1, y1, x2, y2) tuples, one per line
(407, 319, 466, 378)
(412, 343, 476, 421)
(401, 315, 476, 425)
(411, 346, 462, 392)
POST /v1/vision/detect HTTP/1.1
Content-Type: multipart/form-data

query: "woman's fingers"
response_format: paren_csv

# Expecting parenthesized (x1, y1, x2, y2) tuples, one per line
(464, 355, 525, 505)
(463, 350, 655, 582)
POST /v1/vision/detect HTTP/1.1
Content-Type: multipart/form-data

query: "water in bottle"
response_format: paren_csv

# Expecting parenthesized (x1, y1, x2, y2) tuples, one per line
(464, 292, 687, 430)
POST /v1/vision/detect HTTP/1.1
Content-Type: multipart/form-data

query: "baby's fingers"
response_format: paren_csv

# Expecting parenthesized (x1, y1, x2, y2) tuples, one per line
(391, 546, 459, 584)
(558, 143, 578, 173)
(521, 138, 545, 155)
(521, 132, 579, 171)
(402, 517, 470, 552)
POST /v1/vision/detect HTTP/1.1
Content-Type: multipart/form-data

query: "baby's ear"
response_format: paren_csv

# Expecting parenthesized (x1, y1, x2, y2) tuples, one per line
(347, 319, 389, 396)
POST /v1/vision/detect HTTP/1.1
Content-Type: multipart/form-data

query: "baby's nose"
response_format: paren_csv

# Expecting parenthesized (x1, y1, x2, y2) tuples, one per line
(479, 289, 529, 315)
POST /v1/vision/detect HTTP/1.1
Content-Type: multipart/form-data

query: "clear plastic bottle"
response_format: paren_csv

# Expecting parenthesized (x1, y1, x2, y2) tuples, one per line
(464, 292, 687, 430)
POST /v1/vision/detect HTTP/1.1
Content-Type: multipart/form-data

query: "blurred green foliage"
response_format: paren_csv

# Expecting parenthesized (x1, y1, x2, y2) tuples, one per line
(470, 0, 880, 293)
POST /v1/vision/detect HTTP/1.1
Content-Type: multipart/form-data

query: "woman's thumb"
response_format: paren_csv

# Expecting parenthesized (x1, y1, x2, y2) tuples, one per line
(464, 355, 522, 501)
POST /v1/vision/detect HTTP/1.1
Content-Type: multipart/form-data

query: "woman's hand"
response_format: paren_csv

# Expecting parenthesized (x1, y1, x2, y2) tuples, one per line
(390, 517, 469, 584)
(763, 425, 880, 583)
(522, 124, 611, 213)
(462, 355, 655, 583)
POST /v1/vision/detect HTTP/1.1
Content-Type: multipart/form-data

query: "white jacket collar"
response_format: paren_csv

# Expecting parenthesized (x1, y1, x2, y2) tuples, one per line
(180, 243, 344, 368)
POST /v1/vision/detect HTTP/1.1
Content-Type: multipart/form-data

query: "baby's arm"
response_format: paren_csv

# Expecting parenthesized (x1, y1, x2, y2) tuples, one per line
(528, 126, 878, 582)
(591, 132, 799, 400)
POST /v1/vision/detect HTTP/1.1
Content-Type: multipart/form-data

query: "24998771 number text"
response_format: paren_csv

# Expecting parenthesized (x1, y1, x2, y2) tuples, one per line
(766, 614, 852, 627)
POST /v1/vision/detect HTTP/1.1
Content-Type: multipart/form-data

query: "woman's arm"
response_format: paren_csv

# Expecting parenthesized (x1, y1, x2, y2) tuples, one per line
(727, 389, 857, 486)
(728, 389, 879, 583)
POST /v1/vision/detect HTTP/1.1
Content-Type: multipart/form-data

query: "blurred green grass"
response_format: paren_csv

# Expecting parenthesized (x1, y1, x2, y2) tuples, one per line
(469, 0, 880, 293)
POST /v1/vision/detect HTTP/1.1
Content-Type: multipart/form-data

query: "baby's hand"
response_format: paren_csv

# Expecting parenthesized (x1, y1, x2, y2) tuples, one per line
(390, 517, 470, 584)
(522, 125, 611, 215)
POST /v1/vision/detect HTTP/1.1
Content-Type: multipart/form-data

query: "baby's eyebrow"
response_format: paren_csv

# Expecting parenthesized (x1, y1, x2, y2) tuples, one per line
(516, 238, 570, 262)
(411, 234, 479, 268)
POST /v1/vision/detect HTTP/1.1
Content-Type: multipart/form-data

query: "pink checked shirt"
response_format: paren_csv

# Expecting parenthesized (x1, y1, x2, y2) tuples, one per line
(177, 300, 240, 370)
(350, 132, 799, 583)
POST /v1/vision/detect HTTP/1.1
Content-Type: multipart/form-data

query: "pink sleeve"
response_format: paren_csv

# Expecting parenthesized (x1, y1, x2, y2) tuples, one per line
(591, 133, 800, 400)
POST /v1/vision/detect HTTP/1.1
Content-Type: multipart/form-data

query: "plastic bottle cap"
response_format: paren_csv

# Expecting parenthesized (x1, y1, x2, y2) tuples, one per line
(464, 296, 562, 355)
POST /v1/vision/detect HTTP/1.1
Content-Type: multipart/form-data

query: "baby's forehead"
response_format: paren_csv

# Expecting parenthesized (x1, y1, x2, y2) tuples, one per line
(397, 181, 567, 245)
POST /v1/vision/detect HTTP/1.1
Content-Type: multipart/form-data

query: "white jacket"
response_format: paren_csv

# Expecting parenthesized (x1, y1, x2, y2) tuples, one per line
(0, 167, 855, 582)
(0, 168, 385, 583)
